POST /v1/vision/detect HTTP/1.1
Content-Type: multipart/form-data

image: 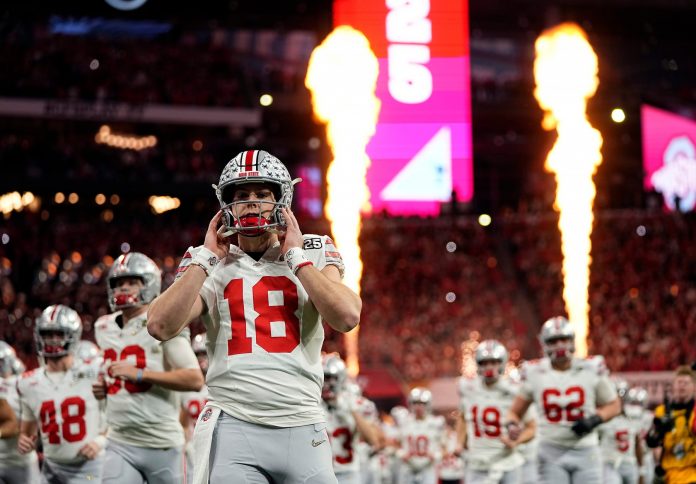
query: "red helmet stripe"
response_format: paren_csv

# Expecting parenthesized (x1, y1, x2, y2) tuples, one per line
(243, 150, 257, 172)
(50, 305, 59, 321)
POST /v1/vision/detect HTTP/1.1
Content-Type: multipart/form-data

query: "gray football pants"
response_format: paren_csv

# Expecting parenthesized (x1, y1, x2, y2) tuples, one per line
(0, 461, 40, 484)
(208, 412, 338, 484)
(603, 461, 639, 484)
(102, 439, 185, 484)
(537, 441, 602, 484)
(466, 467, 521, 484)
(40, 456, 104, 484)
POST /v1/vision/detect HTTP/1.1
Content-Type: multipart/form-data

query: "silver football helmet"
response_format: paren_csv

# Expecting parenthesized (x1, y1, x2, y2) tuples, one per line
(625, 387, 648, 418)
(35, 305, 83, 357)
(390, 405, 410, 427)
(214, 149, 301, 237)
(0, 341, 17, 376)
(613, 378, 630, 401)
(626, 387, 648, 407)
(539, 316, 575, 361)
(107, 252, 162, 312)
(475, 339, 508, 382)
(74, 340, 102, 366)
(9, 356, 25, 376)
(322, 353, 347, 401)
(408, 387, 432, 415)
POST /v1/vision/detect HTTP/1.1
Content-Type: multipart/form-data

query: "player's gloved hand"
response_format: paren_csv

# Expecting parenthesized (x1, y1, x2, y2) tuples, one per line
(571, 415, 603, 437)
(652, 415, 675, 435)
(504, 421, 522, 441)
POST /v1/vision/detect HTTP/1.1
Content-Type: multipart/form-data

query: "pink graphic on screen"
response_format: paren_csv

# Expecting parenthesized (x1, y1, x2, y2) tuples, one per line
(642, 105, 696, 212)
(334, 0, 473, 216)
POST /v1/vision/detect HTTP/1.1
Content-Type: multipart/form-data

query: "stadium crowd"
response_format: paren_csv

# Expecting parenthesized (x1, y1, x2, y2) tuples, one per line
(2, 203, 694, 376)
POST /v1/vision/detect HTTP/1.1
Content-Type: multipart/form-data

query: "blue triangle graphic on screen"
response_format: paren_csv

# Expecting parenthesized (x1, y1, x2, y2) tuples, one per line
(380, 126, 452, 201)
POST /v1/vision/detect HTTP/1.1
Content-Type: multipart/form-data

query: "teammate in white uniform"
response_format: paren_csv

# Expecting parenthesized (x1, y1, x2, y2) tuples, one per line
(396, 388, 446, 484)
(458, 340, 536, 484)
(506, 316, 621, 484)
(343, 380, 384, 484)
(93, 252, 204, 484)
(1, 341, 41, 483)
(624, 387, 653, 484)
(598, 379, 643, 484)
(321, 354, 380, 484)
(438, 415, 465, 484)
(181, 332, 209, 484)
(147, 149, 361, 484)
(17, 305, 106, 483)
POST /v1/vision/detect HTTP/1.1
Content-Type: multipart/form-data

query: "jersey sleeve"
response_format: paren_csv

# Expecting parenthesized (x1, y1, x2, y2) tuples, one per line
(595, 374, 619, 406)
(176, 246, 216, 313)
(303, 235, 345, 278)
(17, 380, 36, 422)
(163, 335, 200, 370)
(518, 362, 535, 401)
(457, 378, 472, 412)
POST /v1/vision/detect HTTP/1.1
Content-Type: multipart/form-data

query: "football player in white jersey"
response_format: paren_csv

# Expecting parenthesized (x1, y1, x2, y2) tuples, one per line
(396, 388, 446, 484)
(147, 149, 361, 484)
(321, 354, 380, 484)
(458, 340, 536, 484)
(93, 252, 204, 484)
(17, 305, 106, 483)
(624, 387, 653, 484)
(598, 379, 643, 484)
(506, 316, 621, 484)
(1, 341, 41, 483)
(343, 379, 385, 484)
(438, 413, 465, 484)
(181, 332, 209, 484)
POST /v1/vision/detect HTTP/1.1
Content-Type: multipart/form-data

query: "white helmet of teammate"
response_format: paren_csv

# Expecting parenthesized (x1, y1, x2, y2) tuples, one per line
(612, 378, 631, 401)
(344, 379, 362, 398)
(9, 355, 25, 376)
(322, 353, 347, 402)
(214, 149, 301, 237)
(74, 340, 102, 367)
(390, 405, 410, 427)
(539, 316, 575, 362)
(475, 339, 508, 383)
(107, 252, 162, 312)
(408, 387, 432, 417)
(35, 305, 82, 357)
(0, 341, 17, 377)
(625, 386, 648, 418)
(192, 333, 208, 374)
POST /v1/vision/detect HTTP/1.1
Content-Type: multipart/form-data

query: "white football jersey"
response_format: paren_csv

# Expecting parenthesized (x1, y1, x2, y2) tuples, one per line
(598, 413, 641, 465)
(178, 235, 345, 427)
(18, 367, 103, 464)
(438, 427, 465, 479)
(397, 414, 446, 470)
(181, 385, 209, 433)
(95, 311, 189, 448)
(348, 394, 379, 481)
(0, 375, 39, 469)
(323, 396, 360, 474)
(519, 356, 617, 448)
(459, 376, 527, 470)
